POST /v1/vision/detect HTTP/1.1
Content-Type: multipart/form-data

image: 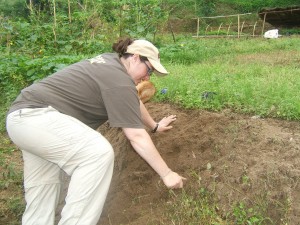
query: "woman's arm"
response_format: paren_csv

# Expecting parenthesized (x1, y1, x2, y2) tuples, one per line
(139, 100, 177, 132)
(122, 127, 185, 188)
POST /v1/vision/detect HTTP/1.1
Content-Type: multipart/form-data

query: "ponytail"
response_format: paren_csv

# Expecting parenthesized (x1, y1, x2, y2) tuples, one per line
(112, 38, 135, 57)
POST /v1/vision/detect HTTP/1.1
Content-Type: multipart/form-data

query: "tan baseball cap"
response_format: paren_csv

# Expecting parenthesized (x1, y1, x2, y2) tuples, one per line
(126, 39, 169, 76)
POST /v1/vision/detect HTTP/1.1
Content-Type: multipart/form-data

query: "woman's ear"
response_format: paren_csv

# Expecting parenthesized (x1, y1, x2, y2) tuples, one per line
(128, 54, 140, 69)
(131, 54, 140, 63)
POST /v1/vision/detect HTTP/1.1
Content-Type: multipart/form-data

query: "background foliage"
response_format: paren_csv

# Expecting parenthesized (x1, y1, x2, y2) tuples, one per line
(0, 0, 299, 132)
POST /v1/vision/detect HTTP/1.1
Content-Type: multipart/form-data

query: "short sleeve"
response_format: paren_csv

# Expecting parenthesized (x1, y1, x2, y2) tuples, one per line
(101, 85, 144, 128)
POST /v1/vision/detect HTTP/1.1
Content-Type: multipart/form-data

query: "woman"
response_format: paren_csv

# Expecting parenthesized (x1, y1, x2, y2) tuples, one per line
(6, 38, 185, 225)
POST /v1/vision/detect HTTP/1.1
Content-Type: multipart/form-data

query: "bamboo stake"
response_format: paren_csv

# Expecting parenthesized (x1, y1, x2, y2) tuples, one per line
(196, 17, 199, 37)
(84, 0, 88, 10)
(119, 3, 122, 38)
(261, 13, 267, 36)
(205, 24, 210, 36)
(29, 0, 33, 13)
(240, 21, 245, 33)
(52, 0, 57, 42)
(253, 21, 257, 37)
(68, 0, 72, 23)
(217, 23, 223, 35)
(227, 22, 232, 36)
(237, 14, 240, 38)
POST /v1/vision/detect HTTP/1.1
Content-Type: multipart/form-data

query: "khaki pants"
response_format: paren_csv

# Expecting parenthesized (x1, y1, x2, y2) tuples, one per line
(6, 107, 114, 225)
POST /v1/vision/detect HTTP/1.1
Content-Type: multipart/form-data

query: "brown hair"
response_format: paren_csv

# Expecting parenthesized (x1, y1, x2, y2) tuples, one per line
(112, 38, 135, 58)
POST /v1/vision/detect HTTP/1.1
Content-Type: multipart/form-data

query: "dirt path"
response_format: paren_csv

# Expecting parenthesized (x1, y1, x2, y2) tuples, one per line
(98, 102, 300, 225)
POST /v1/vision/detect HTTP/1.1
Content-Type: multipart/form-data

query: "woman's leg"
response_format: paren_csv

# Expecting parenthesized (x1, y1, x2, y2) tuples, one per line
(6, 107, 114, 225)
(59, 134, 114, 225)
(21, 151, 63, 225)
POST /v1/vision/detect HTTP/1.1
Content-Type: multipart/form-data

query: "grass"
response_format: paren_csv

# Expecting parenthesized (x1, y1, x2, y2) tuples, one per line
(152, 36, 300, 120)
(0, 134, 24, 224)
(158, 171, 274, 225)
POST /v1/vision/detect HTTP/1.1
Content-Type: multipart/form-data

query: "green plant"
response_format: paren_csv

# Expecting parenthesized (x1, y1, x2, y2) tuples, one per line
(0, 134, 24, 224)
(7, 196, 25, 219)
(164, 188, 223, 224)
(0, 143, 22, 190)
(232, 202, 269, 225)
(161, 170, 274, 224)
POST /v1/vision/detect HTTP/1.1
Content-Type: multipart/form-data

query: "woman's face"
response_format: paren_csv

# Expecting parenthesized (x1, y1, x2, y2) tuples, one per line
(127, 54, 154, 85)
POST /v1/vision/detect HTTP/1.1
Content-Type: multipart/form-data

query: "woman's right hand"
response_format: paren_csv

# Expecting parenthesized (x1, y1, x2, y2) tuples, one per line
(161, 171, 186, 189)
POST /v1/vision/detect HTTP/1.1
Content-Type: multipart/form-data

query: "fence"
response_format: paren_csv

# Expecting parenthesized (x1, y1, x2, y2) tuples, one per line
(192, 8, 300, 38)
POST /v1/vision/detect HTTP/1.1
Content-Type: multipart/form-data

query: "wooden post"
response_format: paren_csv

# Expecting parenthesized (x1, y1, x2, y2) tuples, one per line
(68, 0, 72, 23)
(205, 24, 210, 36)
(237, 14, 240, 38)
(227, 22, 232, 36)
(52, 0, 57, 42)
(196, 17, 200, 37)
(217, 23, 223, 35)
(119, 4, 122, 38)
(261, 13, 267, 36)
(29, 0, 33, 13)
(240, 21, 245, 34)
(253, 21, 257, 37)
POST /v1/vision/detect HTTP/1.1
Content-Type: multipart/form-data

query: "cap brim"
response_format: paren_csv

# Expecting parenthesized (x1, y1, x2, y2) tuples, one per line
(148, 58, 168, 76)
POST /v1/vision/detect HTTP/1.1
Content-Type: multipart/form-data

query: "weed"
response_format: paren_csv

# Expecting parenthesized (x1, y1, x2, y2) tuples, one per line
(161, 171, 274, 225)
(165, 188, 223, 224)
(232, 202, 270, 225)
(0, 134, 24, 224)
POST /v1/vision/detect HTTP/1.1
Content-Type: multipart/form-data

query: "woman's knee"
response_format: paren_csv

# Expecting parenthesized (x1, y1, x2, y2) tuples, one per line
(98, 142, 114, 164)
(93, 135, 114, 161)
(85, 137, 114, 166)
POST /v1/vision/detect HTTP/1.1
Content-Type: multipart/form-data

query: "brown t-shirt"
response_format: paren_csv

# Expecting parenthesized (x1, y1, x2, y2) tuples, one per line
(8, 53, 143, 130)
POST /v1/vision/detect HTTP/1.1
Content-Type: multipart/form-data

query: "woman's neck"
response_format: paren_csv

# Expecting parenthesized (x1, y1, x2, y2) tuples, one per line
(120, 57, 130, 72)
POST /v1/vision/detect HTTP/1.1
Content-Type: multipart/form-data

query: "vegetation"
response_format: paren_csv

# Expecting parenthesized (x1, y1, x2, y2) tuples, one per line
(0, 134, 24, 223)
(163, 181, 271, 224)
(218, 0, 299, 13)
(152, 37, 300, 120)
(0, 0, 299, 224)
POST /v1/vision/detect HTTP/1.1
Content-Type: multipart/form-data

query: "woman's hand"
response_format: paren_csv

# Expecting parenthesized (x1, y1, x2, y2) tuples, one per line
(157, 115, 177, 132)
(161, 170, 186, 189)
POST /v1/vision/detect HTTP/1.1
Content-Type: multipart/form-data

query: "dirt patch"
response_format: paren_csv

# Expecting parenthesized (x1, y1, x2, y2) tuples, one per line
(98, 102, 300, 225)
(236, 50, 300, 67)
(1, 102, 300, 224)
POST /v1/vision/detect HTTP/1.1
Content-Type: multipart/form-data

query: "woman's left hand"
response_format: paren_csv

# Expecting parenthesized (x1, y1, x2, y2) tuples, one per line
(157, 115, 177, 132)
